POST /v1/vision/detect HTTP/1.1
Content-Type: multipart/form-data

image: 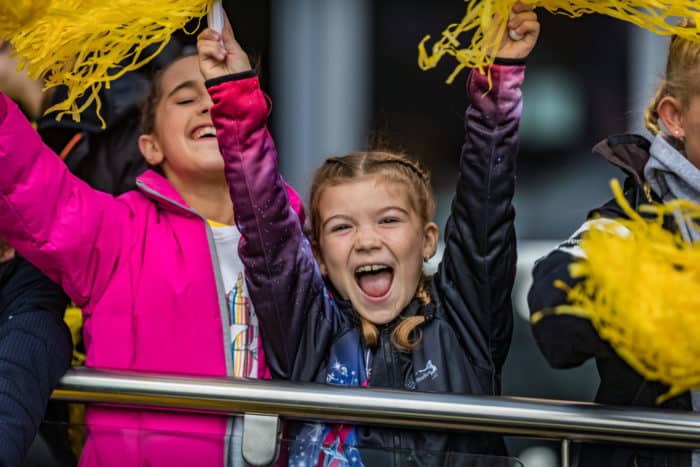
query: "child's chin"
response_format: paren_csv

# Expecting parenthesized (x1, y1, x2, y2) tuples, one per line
(356, 306, 400, 327)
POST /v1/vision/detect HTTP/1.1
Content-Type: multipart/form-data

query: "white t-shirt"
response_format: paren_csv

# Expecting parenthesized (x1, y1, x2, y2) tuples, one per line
(210, 222, 262, 467)
(210, 222, 262, 379)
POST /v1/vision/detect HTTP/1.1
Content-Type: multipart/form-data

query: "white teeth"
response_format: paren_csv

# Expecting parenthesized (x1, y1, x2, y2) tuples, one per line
(355, 264, 389, 273)
(193, 126, 216, 139)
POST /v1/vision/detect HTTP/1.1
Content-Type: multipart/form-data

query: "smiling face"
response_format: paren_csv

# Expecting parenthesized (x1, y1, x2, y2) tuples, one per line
(138, 55, 222, 184)
(316, 175, 438, 325)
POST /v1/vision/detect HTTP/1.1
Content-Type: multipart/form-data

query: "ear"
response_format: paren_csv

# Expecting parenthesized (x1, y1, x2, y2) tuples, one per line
(422, 222, 439, 261)
(657, 96, 686, 139)
(138, 134, 165, 166)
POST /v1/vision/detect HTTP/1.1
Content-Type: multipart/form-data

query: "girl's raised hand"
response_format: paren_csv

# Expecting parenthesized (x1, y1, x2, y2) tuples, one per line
(497, 2, 540, 60)
(197, 13, 252, 81)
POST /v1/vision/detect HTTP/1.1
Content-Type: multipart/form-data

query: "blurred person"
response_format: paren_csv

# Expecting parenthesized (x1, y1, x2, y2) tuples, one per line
(36, 38, 195, 196)
(528, 18, 700, 467)
(199, 4, 538, 465)
(0, 43, 304, 467)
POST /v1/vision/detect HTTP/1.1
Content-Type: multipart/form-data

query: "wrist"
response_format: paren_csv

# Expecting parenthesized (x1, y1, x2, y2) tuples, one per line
(205, 70, 257, 89)
(494, 57, 527, 66)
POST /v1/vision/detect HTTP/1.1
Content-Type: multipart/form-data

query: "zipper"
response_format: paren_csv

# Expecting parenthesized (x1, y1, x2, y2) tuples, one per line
(136, 179, 233, 375)
(136, 179, 234, 465)
(381, 331, 402, 466)
(382, 330, 395, 387)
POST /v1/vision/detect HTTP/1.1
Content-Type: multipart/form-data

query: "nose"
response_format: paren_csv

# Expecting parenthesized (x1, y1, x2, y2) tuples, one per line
(354, 225, 382, 252)
(200, 94, 214, 114)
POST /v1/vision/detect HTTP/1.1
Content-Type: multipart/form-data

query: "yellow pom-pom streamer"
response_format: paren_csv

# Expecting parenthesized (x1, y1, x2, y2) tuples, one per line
(0, 0, 211, 127)
(532, 179, 700, 402)
(0, 0, 51, 38)
(419, 1, 700, 83)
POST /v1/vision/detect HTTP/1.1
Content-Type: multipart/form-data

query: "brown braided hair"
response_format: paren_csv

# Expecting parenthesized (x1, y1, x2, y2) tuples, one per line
(309, 151, 437, 352)
(645, 18, 700, 138)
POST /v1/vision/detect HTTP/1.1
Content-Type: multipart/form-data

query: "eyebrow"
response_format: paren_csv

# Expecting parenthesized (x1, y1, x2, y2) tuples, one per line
(322, 214, 353, 231)
(166, 80, 199, 98)
(321, 206, 410, 230)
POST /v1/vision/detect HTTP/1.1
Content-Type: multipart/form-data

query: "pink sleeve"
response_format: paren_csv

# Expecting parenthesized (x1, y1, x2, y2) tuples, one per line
(0, 93, 127, 309)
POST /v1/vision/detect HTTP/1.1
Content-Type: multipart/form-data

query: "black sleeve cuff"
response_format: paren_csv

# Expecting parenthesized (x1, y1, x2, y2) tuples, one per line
(493, 57, 527, 66)
(205, 70, 257, 89)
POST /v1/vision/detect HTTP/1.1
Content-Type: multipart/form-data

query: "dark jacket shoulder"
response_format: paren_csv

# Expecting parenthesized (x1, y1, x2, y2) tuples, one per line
(0, 255, 72, 466)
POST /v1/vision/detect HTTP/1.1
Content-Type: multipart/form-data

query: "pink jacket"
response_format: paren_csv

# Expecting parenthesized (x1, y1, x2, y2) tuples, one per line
(0, 94, 303, 466)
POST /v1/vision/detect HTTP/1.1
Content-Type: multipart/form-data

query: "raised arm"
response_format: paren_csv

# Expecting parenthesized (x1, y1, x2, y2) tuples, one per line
(199, 22, 340, 380)
(435, 4, 538, 385)
(0, 94, 127, 309)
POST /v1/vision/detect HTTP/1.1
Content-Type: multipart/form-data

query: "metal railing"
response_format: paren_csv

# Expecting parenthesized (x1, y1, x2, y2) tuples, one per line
(53, 367, 700, 467)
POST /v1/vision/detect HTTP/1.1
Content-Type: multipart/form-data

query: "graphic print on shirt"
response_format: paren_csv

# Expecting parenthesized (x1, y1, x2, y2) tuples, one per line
(227, 273, 260, 378)
(415, 360, 438, 383)
(288, 292, 368, 466)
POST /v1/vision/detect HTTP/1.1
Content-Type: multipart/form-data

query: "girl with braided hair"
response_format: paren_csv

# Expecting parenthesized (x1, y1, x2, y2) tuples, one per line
(198, 3, 539, 465)
(529, 18, 700, 467)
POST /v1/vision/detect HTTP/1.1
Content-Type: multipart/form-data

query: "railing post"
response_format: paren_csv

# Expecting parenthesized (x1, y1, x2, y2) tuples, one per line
(242, 413, 281, 466)
(560, 438, 570, 467)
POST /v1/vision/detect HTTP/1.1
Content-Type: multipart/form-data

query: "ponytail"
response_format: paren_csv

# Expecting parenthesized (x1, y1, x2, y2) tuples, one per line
(644, 83, 665, 136)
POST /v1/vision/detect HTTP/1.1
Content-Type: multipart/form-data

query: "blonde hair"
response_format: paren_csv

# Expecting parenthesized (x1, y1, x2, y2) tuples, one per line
(309, 151, 436, 352)
(645, 18, 700, 137)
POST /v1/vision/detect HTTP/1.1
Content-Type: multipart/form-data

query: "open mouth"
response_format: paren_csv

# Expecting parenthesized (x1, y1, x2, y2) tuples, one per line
(191, 125, 217, 140)
(354, 264, 394, 300)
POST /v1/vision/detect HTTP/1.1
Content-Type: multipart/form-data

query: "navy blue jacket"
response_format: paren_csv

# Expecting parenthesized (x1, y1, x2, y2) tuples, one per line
(0, 255, 72, 466)
(529, 134, 692, 467)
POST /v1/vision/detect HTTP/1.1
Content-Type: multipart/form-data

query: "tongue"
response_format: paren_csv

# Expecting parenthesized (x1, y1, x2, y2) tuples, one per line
(358, 271, 392, 298)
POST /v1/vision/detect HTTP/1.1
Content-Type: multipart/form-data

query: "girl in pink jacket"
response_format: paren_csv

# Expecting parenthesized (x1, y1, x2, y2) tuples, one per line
(0, 51, 303, 466)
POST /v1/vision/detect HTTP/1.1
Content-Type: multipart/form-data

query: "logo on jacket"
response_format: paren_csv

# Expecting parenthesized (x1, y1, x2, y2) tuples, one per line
(415, 360, 438, 383)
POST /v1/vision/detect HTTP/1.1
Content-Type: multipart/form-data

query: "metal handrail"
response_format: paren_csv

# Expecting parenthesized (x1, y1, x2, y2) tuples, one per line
(52, 367, 700, 450)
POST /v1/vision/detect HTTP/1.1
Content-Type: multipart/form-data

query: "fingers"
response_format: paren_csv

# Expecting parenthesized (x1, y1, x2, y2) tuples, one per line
(508, 9, 539, 39)
(512, 1, 533, 13)
(496, 2, 539, 59)
(509, 19, 540, 40)
(198, 28, 226, 62)
(221, 13, 239, 52)
(508, 11, 537, 31)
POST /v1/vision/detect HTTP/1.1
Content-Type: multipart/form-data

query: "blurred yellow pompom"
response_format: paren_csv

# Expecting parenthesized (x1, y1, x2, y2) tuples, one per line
(0, 0, 211, 126)
(534, 179, 700, 402)
(0, 0, 52, 37)
(419, 1, 700, 83)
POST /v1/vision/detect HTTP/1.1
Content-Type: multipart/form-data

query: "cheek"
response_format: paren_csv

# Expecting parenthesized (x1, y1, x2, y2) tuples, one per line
(319, 236, 348, 268)
(392, 227, 425, 256)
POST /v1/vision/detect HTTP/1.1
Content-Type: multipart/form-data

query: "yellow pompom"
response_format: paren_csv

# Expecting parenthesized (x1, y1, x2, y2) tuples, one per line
(534, 179, 700, 402)
(419, 1, 700, 83)
(0, 0, 51, 37)
(0, 0, 212, 127)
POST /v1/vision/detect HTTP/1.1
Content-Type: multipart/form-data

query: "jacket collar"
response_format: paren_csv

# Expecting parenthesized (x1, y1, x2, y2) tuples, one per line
(592, 134, 651, 187)
(135, 170, 200, 218)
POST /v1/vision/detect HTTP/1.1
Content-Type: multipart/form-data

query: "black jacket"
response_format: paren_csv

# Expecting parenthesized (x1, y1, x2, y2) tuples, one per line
(0, 255, 72, 466)
(528, 134, 692, 467)
(216, 62, 523, 466)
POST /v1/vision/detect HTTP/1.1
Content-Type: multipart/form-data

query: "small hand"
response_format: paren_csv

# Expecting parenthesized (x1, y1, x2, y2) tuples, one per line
(197, 13, 252, 81)
(497, 2, 540, 60)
